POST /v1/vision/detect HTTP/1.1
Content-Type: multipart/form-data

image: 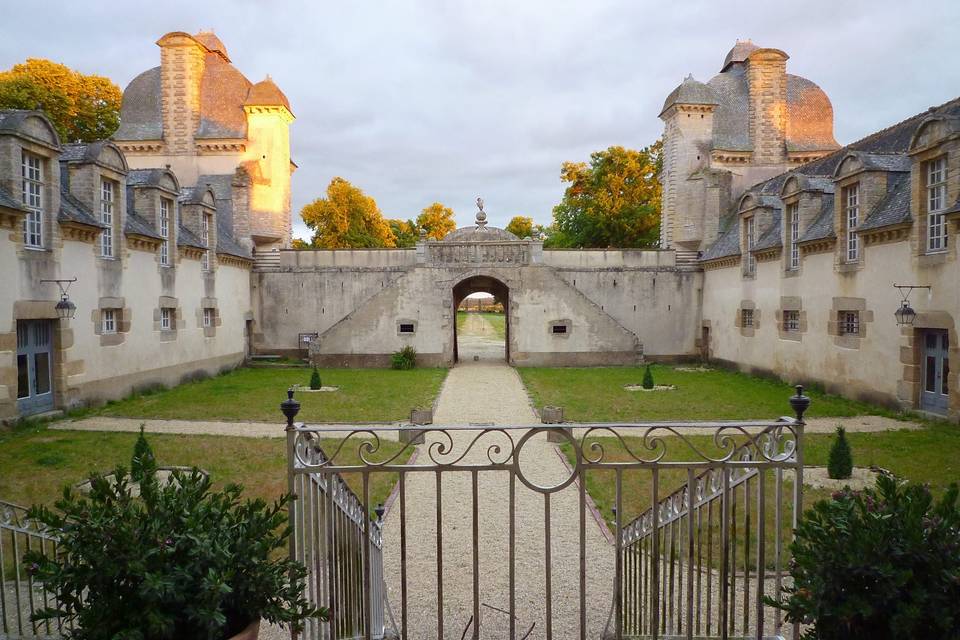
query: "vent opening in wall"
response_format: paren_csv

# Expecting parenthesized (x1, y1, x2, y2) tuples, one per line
(552, 325, 567, 334)
(399, 323, 415, 334)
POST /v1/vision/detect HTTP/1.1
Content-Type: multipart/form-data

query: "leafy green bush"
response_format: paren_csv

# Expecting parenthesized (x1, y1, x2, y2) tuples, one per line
(24, 466, 322, 639)
(309, 366, 322, 390)
(391, 345, 417, 370)
(641, 364, 654, 389)
(130, 423, 157, 483)
(827, 425, 853, 479)
(768, 475, 960, 639)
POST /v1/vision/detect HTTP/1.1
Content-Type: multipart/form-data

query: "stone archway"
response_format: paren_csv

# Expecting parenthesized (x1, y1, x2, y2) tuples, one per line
(452, 274, 510, 363)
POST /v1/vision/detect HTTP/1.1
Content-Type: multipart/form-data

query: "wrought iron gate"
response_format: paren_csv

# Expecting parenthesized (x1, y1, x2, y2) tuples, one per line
(283, 388, 808, 640)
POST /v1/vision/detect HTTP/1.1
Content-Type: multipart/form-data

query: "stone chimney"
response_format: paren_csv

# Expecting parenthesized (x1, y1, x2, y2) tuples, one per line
(746, 48, 789, 165)
(156, 32, 206, 155)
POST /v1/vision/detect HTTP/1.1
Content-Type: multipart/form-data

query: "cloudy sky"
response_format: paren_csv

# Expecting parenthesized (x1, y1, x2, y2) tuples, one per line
(1, 0, 958, 239)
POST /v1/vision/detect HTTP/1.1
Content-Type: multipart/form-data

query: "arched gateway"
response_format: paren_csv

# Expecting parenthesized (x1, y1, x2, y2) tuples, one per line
(254, 205, 703, 367)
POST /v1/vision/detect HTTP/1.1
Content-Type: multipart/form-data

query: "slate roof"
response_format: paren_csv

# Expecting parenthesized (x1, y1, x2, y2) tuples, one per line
(721, 40, 759, 72)
(836, 152, 911, 175)
(0, 184, 25, 212)
(700, 221, 740, 261)
(245, 77, 292, 113)
(753, 211, 783, 251)
(123, 185, 162, 239)
(191, 174, 252, 259)
(797, 193, 836, 243)
(127, 168, 176, 190)
(857, 173, 912, 231)
(114, 67, 163, 141)
(58, 190, 105, 228)
(660, 75, 719, 117)
(177, 223, 206, 249)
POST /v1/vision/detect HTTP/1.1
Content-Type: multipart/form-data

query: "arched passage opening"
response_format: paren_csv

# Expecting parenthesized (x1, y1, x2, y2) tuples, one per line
(452, 275, 510, 363)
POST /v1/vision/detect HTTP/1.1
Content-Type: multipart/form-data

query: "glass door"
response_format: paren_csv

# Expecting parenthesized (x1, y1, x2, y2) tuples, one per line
(920, 330, 949, 415)
(16, 320, 54, 415)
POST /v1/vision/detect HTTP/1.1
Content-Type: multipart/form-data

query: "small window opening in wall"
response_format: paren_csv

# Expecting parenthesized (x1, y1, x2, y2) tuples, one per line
(102, 309, 116, 334)
(203, 308, 214, 328)
(160, 308, 173, 331)
(840, 311, 860, 335)
(399, 323, 415, 334)
(552, 325, 568, 334)
(783, 310, 800, 332)
(741, 308, 754, 328)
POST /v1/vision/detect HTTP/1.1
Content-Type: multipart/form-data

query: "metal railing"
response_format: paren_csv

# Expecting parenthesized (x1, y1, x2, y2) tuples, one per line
(282, 387, 809, 640)
(288, 429, 392, 640)
(0, 501, 63, 639)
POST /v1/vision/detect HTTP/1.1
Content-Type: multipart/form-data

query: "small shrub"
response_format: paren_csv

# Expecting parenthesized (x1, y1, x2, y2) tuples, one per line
(309, 366, 322, 390)
(767, 475, 960, 639)
(641, 364, 655, 389)
(130, 424, 157, 483)
(391, 345, 417, 370)
(827, 425, 853, 479)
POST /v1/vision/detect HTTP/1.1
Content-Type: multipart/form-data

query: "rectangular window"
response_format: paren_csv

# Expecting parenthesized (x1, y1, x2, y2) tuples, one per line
(551, 324, 568, 334)
(160, 198, 171, 266)
(783, 310, 800, 332)
(102, 309, 116, 334)
(840, 311, 860, 336)
(21, 151, 43, 247)
(927, 156, 948, 252)
(787, 202, 800, 270)
(741, 308, 754, 328)
(843, 183, 860, 262)
(100, 179, 114, 258)
(160, 308, 172, 331)
(203, 308, 214, 328)
(744, 217, 756, 276)
(399, 323, 415, 334)
(201, 213, 210, 271)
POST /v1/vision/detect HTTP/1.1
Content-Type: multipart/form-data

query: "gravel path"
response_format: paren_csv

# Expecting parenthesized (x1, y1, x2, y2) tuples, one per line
(381, 360, 615, 639)
(52, 417, 401, 440)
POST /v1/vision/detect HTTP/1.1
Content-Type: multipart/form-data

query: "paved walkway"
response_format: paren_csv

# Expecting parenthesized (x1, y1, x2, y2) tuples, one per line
(381, 359, 615, 639)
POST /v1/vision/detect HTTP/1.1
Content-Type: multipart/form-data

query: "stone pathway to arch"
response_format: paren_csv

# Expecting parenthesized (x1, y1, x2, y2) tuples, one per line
(380, 359, 615, 639)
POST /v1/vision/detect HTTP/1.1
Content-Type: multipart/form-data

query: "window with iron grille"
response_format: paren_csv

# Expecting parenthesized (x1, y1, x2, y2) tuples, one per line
(399, 323, 415, 334)
(21, 151, 43, 247)
(102, 309, 116, 334)
(783, 310, 800, 332)
(843, 183, 859, 262)
(160, 308, 173, 331)
(741, 308, 754, 328)
(201, 213, 210, 271)
(203, 308, 214, 328)
(160, 198, 171, 266)
(744, 217, 756, 276)
(100, 179, 114, 257)
(840, 311, 860, 335)
(787, 202, 800, 270)
(927, 156, 948, 252)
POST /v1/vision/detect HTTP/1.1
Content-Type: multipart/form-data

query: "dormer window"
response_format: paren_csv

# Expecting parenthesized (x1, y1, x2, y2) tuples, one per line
(743, 216, 756, 276)
(100, 179, 115, 258)
(842, 183, 860, 262)
(201, 213, 211, 271)
(787, 202, 800, 270)
(21, 151, 43, 248)
(926, 156, 948, 253)
(159, 198, 171, 266)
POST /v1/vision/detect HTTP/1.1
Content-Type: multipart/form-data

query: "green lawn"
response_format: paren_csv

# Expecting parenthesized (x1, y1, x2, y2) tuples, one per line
(88, 366, 447, 423)
(0, 425, 406, 517)
(456, 310, 506, 339)
(519, 364, 895, 421)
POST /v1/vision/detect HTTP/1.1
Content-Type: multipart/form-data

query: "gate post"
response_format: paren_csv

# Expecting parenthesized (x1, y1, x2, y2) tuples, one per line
(281, 388, 301, 639)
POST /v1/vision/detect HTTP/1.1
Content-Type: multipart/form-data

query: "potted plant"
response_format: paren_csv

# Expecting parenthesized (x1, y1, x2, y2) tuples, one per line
(24, 438, 324, 639)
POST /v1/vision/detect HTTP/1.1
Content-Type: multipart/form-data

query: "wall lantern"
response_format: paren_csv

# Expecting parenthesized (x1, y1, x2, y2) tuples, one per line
(40, 278, 78, 320)
(893, 284, 930, 326)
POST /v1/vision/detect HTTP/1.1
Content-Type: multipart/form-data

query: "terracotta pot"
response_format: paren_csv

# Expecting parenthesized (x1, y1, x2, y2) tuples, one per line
(227, 620, 260, 640)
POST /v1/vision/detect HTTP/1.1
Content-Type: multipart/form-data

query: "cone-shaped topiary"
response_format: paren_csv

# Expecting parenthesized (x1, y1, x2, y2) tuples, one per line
(130, 424, 157, 483)
(827, 425, 853, 479)
(309, 366, 322, 390)
(642, 364, 655, 390)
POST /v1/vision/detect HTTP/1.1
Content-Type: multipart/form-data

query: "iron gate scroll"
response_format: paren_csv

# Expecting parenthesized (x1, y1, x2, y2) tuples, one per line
(283, 388, 809, 640)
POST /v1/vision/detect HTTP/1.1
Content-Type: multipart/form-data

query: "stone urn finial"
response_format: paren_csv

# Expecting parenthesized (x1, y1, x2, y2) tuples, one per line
(475, 196, 487, 229)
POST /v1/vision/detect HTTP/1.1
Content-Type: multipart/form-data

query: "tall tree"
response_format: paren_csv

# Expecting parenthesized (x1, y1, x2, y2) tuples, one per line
(505, 216, 535, 238)
(416, 202, 457, 240)
(301, 177, 396, 248)
(0, 59, 121, 142)
(548, 141, 662, 248)
(388, 219, 418, 248)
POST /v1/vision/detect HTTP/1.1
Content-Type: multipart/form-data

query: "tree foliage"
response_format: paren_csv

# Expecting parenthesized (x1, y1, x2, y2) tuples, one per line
(300, 177, 396, 248)
(0, 58, 121, 143)
(388, 218, 418, 248)
(505, 216, 535, 239)
(416, 202, 457, 240)
(547, 141, 662, 248)
(827, 426, 853, 479)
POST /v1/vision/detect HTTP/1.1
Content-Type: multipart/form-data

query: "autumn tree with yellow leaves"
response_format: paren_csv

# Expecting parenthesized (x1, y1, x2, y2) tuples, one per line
(300, 177, 396, 248)
(0, 59, 121, 143)
(547, 141, 662, 248)
(388, 219, 418, 248)
(415, 202, 457, 240)
(505, 216, 535, 238)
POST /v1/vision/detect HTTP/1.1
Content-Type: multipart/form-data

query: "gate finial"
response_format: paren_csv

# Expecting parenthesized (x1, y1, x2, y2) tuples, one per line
(475, 197, 487, 229)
